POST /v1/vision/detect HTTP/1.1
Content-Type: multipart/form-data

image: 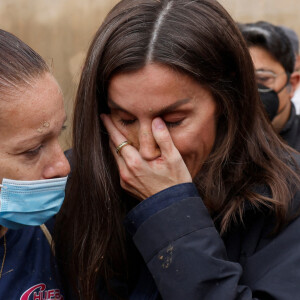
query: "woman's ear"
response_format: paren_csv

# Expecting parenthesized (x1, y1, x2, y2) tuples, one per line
(288, 71, 300, 97)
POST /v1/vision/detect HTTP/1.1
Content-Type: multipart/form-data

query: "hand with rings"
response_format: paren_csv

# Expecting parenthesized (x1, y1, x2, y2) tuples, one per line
(116, 141, 131, 156)
(100, 114, 192, 200)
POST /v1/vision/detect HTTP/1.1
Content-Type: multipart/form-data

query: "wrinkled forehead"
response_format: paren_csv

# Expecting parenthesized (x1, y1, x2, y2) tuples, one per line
(0, 73, 63, 126)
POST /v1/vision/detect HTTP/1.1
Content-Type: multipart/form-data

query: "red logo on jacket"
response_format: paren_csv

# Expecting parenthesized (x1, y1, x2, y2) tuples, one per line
(20, 283, 64, 300)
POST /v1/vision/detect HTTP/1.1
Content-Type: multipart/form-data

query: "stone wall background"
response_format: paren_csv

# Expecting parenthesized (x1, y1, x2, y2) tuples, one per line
(1, 0, 299, 149)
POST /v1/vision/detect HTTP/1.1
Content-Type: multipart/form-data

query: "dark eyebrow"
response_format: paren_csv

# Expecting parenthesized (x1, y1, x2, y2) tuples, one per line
(107, 98, 191, 115)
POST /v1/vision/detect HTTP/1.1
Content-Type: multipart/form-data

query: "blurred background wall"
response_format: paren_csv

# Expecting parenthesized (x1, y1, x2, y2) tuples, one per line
(1, 0, 299, 149)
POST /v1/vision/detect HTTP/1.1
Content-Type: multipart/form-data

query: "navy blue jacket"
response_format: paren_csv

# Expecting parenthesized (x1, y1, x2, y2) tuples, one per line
(0, 218, 65, 299)
(112, 155, 300, 299)
(64, 147, 300, 299)
(120, 181, 300, 299)
(280, 103, 300, 152)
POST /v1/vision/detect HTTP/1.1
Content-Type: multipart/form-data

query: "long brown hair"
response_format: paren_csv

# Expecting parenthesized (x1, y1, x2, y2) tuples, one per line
(54, 0, 300, 298)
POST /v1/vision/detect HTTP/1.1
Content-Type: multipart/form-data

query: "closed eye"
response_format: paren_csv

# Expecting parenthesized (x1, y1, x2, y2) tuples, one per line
(23, 145, 44, 158)
(165, 120, 183, 128)
(120, 118, 184, 128)
(119, 119, 136, 126)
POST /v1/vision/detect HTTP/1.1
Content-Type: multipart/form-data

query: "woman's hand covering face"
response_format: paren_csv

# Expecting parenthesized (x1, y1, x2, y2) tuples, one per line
(101, 114, 192, 200)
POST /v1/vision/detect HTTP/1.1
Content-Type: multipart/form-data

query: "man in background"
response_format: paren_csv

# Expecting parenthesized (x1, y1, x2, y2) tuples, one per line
(240, 21, 300, 152)
(280, 25, 300, 115)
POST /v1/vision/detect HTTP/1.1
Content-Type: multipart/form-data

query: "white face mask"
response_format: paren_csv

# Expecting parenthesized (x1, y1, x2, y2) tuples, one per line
(0, 176, 68, 230)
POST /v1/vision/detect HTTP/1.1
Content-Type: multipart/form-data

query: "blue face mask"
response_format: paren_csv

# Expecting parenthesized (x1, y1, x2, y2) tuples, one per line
(0, 176, 67, 230)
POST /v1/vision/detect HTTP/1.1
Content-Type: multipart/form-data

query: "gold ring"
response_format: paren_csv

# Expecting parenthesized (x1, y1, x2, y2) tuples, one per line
(116, 141, 131, 155)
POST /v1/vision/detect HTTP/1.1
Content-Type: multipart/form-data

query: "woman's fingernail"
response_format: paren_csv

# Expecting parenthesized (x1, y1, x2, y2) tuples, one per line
(153, 118, 165, 130)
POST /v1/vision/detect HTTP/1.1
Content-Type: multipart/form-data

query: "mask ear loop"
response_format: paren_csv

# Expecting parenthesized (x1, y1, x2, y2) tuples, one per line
(277, 72, 291, 94)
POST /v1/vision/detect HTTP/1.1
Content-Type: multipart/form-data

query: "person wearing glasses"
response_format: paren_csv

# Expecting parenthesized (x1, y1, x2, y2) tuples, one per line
(279, 25, 300, 115)
(239, 21, 300, 152)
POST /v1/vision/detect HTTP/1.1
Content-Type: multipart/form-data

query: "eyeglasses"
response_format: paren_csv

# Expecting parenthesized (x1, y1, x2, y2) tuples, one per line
(255, 70, 289, 92)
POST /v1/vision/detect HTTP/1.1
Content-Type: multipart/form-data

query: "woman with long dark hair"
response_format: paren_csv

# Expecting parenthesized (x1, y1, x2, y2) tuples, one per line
(55, 0, 300, 299)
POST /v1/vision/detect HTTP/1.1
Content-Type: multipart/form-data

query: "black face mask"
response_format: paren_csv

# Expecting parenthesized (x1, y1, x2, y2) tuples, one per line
(258, 84, 279, 121)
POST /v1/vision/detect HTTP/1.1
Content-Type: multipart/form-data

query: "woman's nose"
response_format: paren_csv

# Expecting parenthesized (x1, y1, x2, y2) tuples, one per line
(43, 144, 71, 179)
(138, 128, 161, 161)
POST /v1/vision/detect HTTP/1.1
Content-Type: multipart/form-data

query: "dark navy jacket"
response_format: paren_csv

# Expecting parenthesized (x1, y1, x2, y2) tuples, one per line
(95, 150, 300, 300)
(0, 218, 64, 299)
(120, 179, 300, 300)
(280, 104, 300, 152)
(64, 148, 300, 299)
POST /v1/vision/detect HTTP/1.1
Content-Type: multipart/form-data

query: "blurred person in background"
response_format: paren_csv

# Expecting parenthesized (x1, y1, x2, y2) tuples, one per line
(0, 29, 70, 299)
(280, 25, 300, 114)
(240, 21, 300, 152)
(55, 1, 300, 299)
